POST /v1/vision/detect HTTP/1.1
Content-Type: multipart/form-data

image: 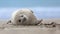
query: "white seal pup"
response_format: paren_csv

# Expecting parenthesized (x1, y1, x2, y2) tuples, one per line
(7, 8, 43, 25)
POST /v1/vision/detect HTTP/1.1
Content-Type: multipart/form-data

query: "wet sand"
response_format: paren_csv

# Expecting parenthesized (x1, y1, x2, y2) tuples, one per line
(0, 18, 60, 34)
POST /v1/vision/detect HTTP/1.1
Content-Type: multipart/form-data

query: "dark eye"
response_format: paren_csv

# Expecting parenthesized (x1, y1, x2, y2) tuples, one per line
(21, 15, 23, 17)
(18, 20, 21, 22)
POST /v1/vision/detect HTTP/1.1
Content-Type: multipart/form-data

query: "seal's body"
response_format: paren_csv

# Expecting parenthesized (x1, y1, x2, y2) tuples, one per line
(7, 8, 42, 25)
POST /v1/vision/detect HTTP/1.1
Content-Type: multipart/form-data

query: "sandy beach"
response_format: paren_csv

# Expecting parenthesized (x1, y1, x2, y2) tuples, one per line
(0, 18, 60, 34)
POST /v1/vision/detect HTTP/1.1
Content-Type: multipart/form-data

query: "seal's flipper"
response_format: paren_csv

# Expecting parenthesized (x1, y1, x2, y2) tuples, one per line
(7, 20, 11, 24)
(35, 19, 43, 25)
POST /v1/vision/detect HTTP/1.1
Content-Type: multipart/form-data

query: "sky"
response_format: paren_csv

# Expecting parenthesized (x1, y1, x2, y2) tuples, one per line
(0, 0, 60, 7)
(0, 0, 60, 19)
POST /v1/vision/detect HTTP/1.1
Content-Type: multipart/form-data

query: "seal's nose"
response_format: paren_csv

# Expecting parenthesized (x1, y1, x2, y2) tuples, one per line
(22, 17, 26, 22)
(18, 15, 26, 23)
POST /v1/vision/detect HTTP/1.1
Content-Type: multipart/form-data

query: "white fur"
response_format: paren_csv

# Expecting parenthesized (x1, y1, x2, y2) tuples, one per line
(10, 8, 38, 25)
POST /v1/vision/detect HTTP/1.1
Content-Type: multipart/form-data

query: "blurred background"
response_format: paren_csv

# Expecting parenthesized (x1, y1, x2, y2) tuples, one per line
(0, 0, 60, 19)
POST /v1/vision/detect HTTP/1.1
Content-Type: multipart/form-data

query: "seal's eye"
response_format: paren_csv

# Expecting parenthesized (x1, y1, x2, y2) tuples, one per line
(21, 15, 23, 17)
(18, 20, 21, 22)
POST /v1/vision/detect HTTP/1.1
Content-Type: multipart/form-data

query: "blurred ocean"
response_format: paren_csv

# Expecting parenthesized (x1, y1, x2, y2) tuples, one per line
(0, 0, 60, 19)
(0, 7, 60, 19)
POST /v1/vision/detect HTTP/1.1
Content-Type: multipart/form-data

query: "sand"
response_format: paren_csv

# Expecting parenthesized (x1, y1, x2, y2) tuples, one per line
(0, 18, 60, 34)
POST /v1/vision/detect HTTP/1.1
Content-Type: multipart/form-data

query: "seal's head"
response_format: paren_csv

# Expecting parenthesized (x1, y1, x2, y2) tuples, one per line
(16, 14, 28, 25)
